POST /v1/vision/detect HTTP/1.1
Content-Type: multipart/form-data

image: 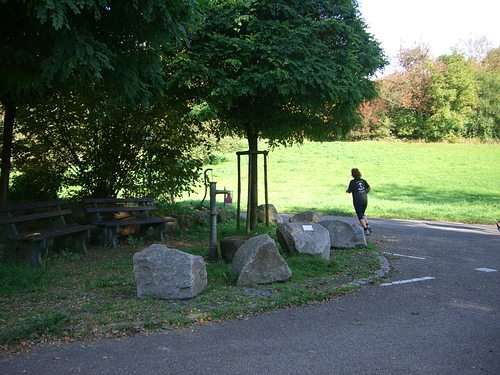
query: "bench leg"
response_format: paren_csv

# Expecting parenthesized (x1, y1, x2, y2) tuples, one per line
(140, 223, 165, 243)
(69, 230, 90, 255)
(4, 239, 45, 267)
(105, 227, 119, 249)
(53, 232, 90, 255)
(4, 239, 18, 263)
(25, 241, 46, 268)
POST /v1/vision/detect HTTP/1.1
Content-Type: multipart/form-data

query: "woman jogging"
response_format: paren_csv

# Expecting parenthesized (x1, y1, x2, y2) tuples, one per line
(346, 168, 371, 235)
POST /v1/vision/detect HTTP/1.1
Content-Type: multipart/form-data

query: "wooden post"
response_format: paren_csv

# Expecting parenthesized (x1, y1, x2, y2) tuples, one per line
(264, 151, 269, 227)
(237, 154, 241, 230)
(246, 152, 252, 233)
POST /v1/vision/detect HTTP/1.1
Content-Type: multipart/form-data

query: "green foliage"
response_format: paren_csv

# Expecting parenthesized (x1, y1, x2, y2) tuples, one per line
(0, 0, 199, 105)
(169, 0, 386, 144)
(359, 46, 498, 142)
(0, 311, 70, 345)
(424, 54, 478, 141)
(0, 0, 201, 204)
(467, 56, 500, 140)
(0, 263, 51, 297)
(9, 168, 62, 202)
(13, 90, 209, 199)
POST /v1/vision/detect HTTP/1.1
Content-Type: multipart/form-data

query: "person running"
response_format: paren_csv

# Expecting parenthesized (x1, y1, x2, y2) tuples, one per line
(346, 168, 371, 235)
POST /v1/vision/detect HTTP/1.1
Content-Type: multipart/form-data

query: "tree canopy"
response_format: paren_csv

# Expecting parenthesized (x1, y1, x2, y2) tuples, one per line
(356, 45, 499, 142)
(169, 0, 386, 229)
(171, 0, 385, 142)
(0, 0, 199, 203)
(1, 0, 198, 104)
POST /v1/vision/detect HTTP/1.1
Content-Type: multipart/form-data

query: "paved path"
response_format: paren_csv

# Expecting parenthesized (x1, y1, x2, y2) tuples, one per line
(1, 217, 499, 374)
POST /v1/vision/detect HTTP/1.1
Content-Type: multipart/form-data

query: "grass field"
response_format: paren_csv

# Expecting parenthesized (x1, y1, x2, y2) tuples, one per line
(1, 140, 498, 354)
(189, 141, 500, 225)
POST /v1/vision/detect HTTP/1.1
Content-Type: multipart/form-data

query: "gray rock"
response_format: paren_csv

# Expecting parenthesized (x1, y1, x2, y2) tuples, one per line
(276, 222, 331, 260)
(133, 244, 207, 299)
(232, 234, 291, 286)
(319, 219, 367, 248)
(289, 211, 321, 223)
(257, 204, 283, 224)
(220, 236, 250, 263)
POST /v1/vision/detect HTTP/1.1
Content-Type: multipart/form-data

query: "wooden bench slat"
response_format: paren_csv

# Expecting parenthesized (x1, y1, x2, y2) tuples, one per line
(0, 199, 96, 267)
(86, 206, 156, 213)
(0, 200, 70, 213)
(0, 209, 71, 225)
(83, 197, 169, 248)
(9, 224, 95, 242)
(83, 197, 154, 204)
(91, 217, 174, 227)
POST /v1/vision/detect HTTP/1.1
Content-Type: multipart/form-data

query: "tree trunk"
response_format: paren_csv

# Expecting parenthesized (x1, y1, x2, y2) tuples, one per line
(247, 130, 258, 231)
(0, 101, 16, 206)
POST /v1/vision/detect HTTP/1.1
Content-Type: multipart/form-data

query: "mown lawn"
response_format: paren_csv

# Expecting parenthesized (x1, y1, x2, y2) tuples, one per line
(194, 141, 500, 224)
(2, 140, 498, 356)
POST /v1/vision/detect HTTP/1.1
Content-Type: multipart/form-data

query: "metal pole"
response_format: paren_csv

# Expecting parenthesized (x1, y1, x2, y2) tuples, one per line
(208, 181, 218, 261)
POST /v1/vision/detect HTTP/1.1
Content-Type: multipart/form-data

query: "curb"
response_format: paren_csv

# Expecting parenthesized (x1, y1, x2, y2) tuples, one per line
(341, 254, 390, 289)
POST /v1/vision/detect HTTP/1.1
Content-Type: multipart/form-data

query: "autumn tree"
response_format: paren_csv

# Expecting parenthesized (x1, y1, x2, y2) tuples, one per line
(169, 0, 386, 229)
(370, 47, 479, 141)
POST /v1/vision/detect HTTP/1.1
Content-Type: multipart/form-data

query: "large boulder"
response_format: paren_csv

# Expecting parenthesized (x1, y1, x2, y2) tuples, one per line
(133, 244, 207, 299)
(289, 211, 321, 223)
(276, 222, 330, 260)
(319, 219, 367, 248)
(220, 236, 250, 263)
(257, 204, 283, 224)
(232, 234, 291, 286)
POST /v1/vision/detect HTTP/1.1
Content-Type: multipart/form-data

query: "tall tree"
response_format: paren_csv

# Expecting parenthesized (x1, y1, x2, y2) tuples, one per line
(0, 0, 198, 204)
(373, 48, 479, 141)
(425, 53, 478, 141)
(169, 0, 386, 229)
(468, 48, 500, 139)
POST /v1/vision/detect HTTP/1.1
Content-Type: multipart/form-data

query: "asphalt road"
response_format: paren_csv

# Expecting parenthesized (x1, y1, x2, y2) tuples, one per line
(1, 217, 499, 374)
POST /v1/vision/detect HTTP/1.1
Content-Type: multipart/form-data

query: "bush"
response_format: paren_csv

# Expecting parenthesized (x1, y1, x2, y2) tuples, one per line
(9, 169, 63, 202)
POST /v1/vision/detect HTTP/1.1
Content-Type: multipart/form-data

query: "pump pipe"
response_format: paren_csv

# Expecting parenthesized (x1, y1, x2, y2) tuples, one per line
(208, 181, 231, 262)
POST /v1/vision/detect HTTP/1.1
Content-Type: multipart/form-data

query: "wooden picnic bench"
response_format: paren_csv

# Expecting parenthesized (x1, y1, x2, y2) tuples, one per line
(0, 200, 95, 267)
(83, 197, 173, 248)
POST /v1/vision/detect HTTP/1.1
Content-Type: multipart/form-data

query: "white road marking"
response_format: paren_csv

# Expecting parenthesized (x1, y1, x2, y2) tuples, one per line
(384, 252, 426, 260)
(380, 276, 435, 287)
(475, 268, 497, 273)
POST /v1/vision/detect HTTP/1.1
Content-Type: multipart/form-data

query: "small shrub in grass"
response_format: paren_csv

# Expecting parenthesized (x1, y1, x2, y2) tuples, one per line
(285, 253, 340, 280)
(0, 263, 51, 297)
(0, 312, 70, 345)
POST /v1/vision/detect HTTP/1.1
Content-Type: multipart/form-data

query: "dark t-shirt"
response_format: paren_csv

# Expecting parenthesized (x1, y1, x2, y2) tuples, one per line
(347, 179, 370, 203)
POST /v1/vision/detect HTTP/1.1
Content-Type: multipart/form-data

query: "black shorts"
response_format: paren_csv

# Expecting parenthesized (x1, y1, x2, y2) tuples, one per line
(353, 200, 367, 220)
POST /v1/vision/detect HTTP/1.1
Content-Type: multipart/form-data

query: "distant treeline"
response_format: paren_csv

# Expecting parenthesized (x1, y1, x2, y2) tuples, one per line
(351, 46, 500, 142)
